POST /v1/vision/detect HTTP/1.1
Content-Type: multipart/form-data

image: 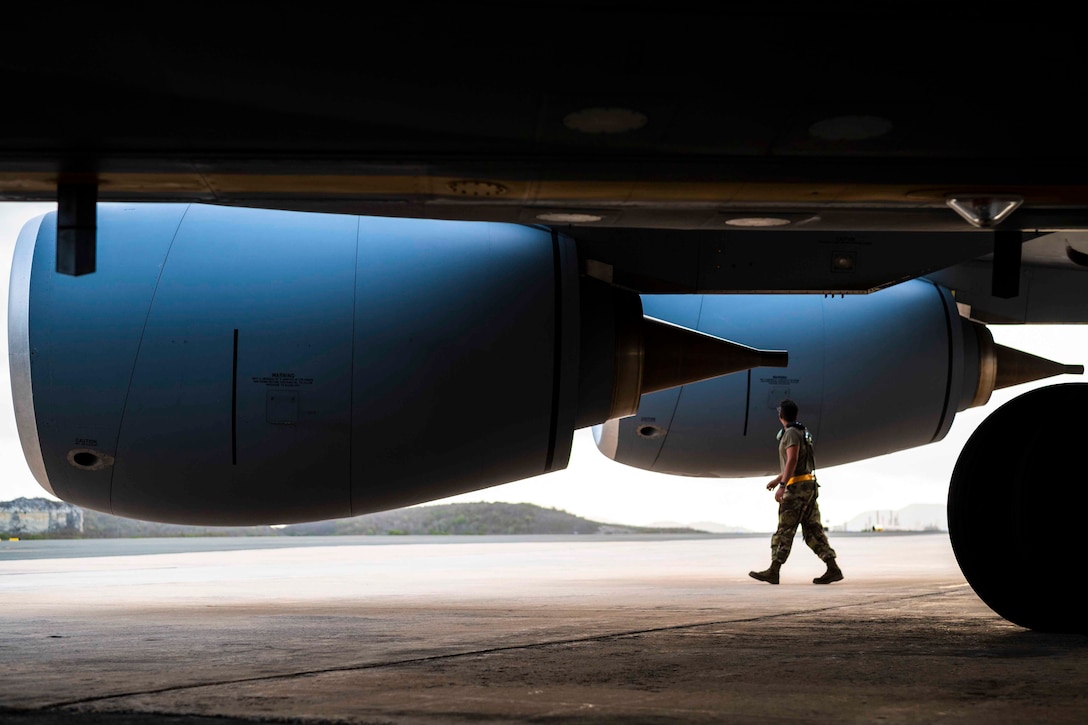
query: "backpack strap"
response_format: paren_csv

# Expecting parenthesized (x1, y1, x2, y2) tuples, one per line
(787, 421, 816, 475)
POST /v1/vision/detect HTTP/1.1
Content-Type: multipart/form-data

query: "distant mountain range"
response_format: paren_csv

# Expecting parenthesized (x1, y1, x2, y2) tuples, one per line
(650, 504, 947, 534)
(647, 520, 755, 534)
(0, 498, 712, 538)
(845, 503, 947, 532)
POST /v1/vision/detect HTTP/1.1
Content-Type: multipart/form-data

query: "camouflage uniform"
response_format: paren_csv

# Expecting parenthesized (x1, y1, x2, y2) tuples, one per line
(771, 425, 836, 564)
(771, 479, 836, 563)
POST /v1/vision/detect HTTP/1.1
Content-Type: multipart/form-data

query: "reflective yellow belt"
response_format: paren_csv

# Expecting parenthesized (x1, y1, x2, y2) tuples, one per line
(786, 473, 815, 485)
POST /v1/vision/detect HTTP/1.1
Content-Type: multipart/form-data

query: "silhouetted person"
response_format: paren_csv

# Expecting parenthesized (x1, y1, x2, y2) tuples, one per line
(749, 399, 843, 585)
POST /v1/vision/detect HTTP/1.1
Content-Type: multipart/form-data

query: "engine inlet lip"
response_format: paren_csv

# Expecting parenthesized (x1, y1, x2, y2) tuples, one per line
(9, 212, 52, 493)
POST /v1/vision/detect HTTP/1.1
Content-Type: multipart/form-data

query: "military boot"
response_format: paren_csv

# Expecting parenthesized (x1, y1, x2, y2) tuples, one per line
(749, 560, 781, 585)
(813, 558, 843, 584)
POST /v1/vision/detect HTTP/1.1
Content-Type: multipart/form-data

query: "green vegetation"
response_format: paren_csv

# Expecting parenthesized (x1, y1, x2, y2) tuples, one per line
(81, 511, 280, 538)
(281, 502, 704, 536)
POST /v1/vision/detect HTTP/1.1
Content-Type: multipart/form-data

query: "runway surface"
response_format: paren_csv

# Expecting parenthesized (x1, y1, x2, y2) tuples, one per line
(2, 532, 1086, 724)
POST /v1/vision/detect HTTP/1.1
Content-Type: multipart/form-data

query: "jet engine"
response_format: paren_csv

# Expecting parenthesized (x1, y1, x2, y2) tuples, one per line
(9, 204, 782, 525)
(595, 281, 1080, 476)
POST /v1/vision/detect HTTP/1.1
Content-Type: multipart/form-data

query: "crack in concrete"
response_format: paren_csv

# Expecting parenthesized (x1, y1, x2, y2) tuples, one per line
(38, 589, 959, 710)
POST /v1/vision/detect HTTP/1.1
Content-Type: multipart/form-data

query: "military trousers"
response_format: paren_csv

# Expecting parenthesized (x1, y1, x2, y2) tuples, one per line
(770, 479, 836, 564)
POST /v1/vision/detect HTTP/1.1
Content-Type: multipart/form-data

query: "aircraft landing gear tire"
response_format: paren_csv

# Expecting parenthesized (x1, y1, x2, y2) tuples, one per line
(948, 382, 1086, 634)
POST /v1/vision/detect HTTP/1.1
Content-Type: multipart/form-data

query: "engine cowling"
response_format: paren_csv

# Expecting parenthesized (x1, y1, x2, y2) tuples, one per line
(11, 205, 583, 524)
(594, 280, 1080, 476)
(10, 204, 783, 525)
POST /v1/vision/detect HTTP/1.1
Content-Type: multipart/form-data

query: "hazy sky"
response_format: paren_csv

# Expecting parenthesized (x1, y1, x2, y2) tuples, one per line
(2, 202, 1085, 530)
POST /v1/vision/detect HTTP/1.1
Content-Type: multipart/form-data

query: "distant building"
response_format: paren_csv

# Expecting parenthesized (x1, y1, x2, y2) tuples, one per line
(0, 497, 83, 535)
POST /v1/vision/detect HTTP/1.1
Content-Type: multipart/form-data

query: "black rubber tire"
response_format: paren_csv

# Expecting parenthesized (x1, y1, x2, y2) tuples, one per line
(948, 382, 1086, 634)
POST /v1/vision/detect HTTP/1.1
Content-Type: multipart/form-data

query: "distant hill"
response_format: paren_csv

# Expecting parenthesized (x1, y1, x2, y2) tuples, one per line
(0, 498, 710, 538)
(284, 502, 707, 536)
(80, 510, 281, 539)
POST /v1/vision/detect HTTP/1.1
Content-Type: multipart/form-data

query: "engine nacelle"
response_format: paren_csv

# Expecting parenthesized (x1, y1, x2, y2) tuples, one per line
(11, 204, 785, 525)
(594, 280, 1075, 476)
(11, 205, 589, 524)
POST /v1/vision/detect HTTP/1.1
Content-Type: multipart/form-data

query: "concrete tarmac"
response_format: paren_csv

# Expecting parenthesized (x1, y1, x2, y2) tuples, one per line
(1, 532, 1086, 724)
